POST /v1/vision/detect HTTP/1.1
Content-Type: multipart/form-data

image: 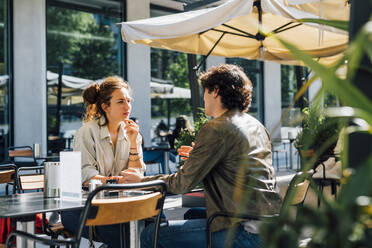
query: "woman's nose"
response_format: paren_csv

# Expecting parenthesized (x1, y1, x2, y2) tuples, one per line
(124, 102, 131, 110)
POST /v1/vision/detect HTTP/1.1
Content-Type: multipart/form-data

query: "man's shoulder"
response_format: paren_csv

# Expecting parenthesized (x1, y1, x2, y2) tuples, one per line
(215, 110, 261, 126)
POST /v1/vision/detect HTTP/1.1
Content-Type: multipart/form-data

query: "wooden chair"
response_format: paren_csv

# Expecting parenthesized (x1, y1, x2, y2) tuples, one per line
(206, 171, 312, 248)
(16, 166, 44, 193)
(6, 180, 167, 248)
(0, 164, 17, 195)
(7, 146, 40, 168)
(7, 146, 44, 194)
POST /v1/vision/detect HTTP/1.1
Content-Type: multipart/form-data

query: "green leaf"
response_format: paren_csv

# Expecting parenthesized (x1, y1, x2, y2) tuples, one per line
(338, 156, 372, 206)
(293, 74, 317, 102)
(297, 18, 349, 31)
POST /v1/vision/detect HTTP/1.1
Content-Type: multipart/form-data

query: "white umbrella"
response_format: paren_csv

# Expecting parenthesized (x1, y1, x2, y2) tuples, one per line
(120, 0, 348, 66)
(151, 86, 191, 99)
(150, 78, 191, 99)
(47, 71, 93, 94)
(47, 71, 188, 100)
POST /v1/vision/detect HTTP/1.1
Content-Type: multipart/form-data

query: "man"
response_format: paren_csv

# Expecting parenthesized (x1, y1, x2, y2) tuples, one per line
(122, 64, 282, 248)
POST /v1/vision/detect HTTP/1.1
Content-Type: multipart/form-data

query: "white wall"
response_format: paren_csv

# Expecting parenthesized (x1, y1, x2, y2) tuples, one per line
(13, 0, 47, 153)
(126, 0, 152, 146)
(263, 61, 281, 140)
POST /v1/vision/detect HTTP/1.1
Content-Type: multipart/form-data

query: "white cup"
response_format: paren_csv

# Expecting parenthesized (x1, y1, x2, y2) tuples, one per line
(44, 162, 61, 198)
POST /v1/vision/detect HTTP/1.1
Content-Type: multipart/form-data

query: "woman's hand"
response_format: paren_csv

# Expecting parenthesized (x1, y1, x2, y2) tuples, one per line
(177, 142, 194, 161)
(124, 119, 139, 144)
(115, 176, 126, 184)
(120, 168, 143, 183)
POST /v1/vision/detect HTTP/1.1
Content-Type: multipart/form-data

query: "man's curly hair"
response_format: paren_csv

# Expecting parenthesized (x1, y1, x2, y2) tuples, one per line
(199, 64, 253, 112)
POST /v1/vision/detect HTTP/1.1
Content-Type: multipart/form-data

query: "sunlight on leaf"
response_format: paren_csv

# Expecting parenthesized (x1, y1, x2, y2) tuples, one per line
(297, 18, 349, 31)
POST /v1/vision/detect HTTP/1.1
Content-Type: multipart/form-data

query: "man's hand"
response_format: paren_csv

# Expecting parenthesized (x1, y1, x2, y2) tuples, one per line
(177, 142, 194, 161)
(120, 168, 144, 183)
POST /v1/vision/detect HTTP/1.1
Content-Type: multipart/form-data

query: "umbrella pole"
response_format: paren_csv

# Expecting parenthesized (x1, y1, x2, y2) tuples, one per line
(167, 99, 171, 128)
(295, 66, 306, 111)
(187, 54, 202, 121)
(55, 63, 63, 137)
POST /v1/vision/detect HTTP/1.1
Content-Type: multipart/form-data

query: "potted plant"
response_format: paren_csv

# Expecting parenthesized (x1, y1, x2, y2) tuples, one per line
(174, 111, 209, 166)
(295, 105, 341, 169)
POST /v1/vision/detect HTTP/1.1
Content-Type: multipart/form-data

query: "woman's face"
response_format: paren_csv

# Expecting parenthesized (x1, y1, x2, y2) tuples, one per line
(102, 87, 132, 124)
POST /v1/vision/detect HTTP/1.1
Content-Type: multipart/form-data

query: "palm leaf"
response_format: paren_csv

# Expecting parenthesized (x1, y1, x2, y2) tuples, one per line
(297, 18, 348, 31)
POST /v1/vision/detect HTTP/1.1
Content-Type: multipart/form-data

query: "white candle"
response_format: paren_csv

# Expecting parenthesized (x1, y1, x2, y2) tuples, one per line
(288, 132, 295, 140)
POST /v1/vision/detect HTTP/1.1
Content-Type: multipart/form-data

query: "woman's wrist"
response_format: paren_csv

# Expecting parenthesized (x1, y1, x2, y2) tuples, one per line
(130, 146, 138, 154)
(128, 153, 140, 161)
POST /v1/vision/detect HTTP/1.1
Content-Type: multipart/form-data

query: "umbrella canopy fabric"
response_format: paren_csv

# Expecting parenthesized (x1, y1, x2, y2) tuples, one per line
(285, 0, 349, 22)
(0, 75, 9, 87)
(120, 0, 348, 65)
(150, 78, 191, 99)
(47, 71, 93, 97)
(151, 86, 191, 99)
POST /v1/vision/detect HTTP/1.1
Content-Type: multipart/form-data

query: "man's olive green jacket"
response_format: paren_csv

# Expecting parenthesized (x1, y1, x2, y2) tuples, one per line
(142, 109, 282, 232)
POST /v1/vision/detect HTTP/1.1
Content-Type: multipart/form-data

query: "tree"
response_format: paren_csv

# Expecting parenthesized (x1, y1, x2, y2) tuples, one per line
(70, 14, 117, 79)
(46, 6, 120, 136)
(46, 7, 119, 79)
(151, 50, 193, 119)
(165, 53, 189, 89)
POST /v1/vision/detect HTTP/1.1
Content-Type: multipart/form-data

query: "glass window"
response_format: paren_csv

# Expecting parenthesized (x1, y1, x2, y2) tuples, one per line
(0, 0, 10, 161)
(226, 58, 264, 122)
(46, 2, 124, 153)
(150, 49, 193, 144)
(281, 65, 308, 127)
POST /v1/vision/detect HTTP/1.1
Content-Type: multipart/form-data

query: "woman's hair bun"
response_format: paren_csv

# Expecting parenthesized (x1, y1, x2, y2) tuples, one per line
(83, 83, 100, 105)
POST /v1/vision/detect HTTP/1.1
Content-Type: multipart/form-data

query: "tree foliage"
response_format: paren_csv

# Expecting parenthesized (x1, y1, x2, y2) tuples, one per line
(46, 6, 119, 79)
(151, 49, 192, 119)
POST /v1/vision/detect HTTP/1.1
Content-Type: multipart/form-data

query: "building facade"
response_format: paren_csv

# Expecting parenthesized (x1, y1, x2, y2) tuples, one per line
(1, 0, 310, 158)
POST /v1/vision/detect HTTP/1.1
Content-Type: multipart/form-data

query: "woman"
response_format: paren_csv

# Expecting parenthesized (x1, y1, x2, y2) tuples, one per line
(62, 76, 145, 247)
(76, 76, 145, 185)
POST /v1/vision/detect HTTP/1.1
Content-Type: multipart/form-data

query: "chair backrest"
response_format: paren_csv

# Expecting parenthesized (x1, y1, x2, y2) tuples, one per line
(8, 146, 34, 158)
(7, 146, 37, 166)
(0, 164, 17, 195)
(0, 164, 16, 184)
(17, 166, 44, 192)
(76, 180, 167, 247)
(280, 171, 312, 214)
(85, 192, 162, 226)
